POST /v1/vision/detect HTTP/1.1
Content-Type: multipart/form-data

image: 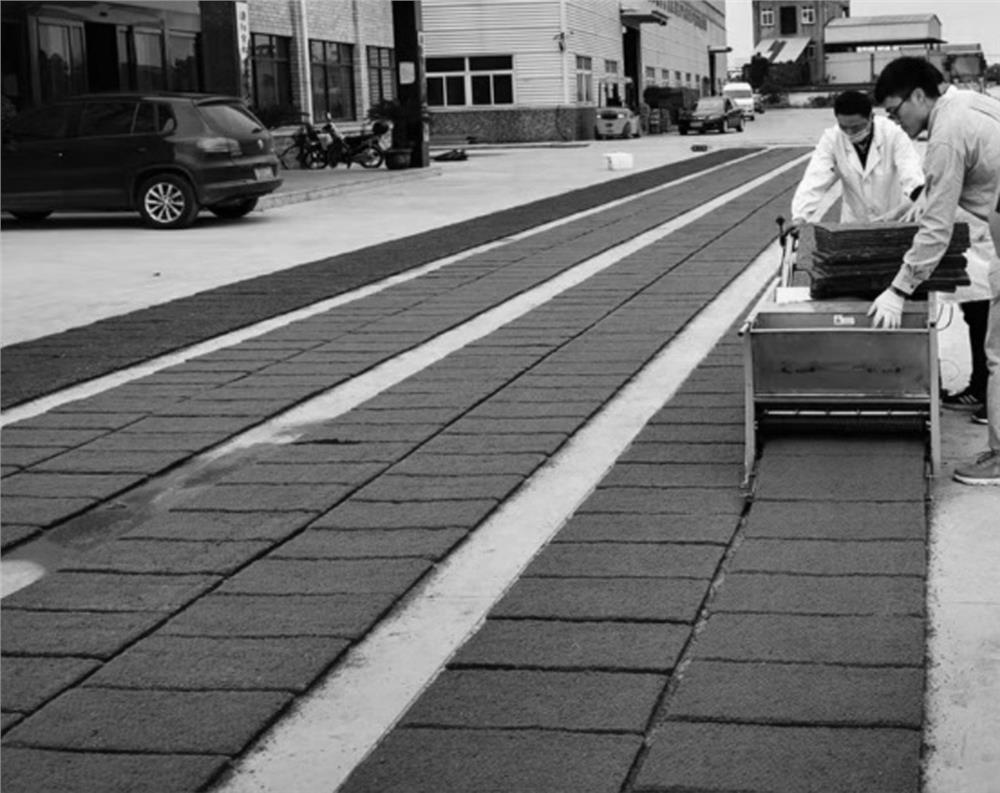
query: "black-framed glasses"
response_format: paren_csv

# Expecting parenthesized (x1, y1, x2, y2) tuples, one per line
(885, 89, 914, 120)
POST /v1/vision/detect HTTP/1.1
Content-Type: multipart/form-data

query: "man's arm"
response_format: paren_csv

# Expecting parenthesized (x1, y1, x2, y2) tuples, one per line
(872, 125, 926, 222)
(790, 129, 839, 227)
(890, 139, 964, 295)
(890, 123, 925, 201)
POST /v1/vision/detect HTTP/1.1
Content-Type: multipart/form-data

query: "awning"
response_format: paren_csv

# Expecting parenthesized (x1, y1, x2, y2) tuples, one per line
(754, 36, 812, 63)
(621, 7, 669, 26)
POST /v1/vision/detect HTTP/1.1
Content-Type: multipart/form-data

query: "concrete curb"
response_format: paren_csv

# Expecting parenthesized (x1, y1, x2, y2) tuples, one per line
(259, 166, 444, 211)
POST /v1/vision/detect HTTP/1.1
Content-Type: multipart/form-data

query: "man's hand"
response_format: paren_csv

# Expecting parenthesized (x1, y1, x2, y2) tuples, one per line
(867, 288, 905, 329)
(785, 217, 807, 237)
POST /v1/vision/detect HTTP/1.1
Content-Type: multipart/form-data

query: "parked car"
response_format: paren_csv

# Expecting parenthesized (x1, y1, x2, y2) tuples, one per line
(595, 106, 641, 139)
(678, 96, 744, 135)
(722, 81, 756, 120)
(1, 92, 282, 229)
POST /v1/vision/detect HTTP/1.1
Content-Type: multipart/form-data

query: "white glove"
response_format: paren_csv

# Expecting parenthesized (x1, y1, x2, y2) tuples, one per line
(867, 288, 905, 329)
(786, 217, 807, 237)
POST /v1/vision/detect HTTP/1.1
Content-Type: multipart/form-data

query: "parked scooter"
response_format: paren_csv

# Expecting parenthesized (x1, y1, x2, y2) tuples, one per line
(322, 113, 388, 169)
(289, 118, 327, 169)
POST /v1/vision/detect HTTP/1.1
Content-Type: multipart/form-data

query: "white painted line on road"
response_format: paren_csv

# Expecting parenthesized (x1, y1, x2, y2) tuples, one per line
(0, 148, 775, 428)
(0, 153, 809, 603)
(205, 152, 810, 458)
(210, 214, 805, 793)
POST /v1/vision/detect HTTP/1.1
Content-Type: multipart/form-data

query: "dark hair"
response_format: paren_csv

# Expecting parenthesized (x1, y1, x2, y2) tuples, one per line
(874, 57, 944, 103)
(833, 90, 872, 117)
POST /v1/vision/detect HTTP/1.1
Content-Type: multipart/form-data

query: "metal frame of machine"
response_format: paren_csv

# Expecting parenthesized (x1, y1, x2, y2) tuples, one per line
(740, 232, 941, 488)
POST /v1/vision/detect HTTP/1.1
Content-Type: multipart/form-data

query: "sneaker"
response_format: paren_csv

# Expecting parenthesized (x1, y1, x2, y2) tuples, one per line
(941, 387, 984, 410)
(972, 405, 988, 425)
(953, 449, 1000, 485)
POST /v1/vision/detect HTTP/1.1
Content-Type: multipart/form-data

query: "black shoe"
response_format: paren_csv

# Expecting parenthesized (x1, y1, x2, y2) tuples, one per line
(972, 405, 988, 425)
(942, 388, 984, 410)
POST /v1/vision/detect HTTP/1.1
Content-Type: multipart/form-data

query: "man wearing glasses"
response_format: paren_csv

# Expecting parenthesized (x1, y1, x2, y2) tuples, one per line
(789, 89, 924, 234)
(870, 56, 1000, 485)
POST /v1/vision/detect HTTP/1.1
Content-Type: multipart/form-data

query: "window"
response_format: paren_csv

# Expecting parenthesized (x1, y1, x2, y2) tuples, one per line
(575, 55, 592, 103)
(760, 8, 774, 26)
(311, 40, 355, 119)
(134, 101, 158, 133)
(604, 59, 619, 75)
(801, 6, 815, 24)
(169, 32, 200, 91)
(134, 29, 166, 90)
(251, 33, 292, 111)
(199, 102, 261, 135)
(675, 70, 681, 84)
(686, 72, 691, 84)
(779, 6, 798, 34)
(645, 66, 655, 83)
(367, 46, 394, 104)
(427, 55, 513, 107)
(10, 103, 75, 140)
(661, 68, 669, 83)
(78, 101, 136, 136)
(36, 18, 85, 102)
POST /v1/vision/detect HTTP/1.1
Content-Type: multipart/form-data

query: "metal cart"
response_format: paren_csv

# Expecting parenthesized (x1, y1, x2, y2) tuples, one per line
(739, 226, 940, 487)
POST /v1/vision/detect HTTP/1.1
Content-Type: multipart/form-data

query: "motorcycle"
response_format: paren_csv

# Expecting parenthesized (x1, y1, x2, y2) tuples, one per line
(321, 113, 388, 169)
(288, 118, 327, 170)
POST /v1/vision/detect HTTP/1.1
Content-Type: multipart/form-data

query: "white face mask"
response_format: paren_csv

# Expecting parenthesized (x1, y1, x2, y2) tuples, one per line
(844, 123, 872, 145)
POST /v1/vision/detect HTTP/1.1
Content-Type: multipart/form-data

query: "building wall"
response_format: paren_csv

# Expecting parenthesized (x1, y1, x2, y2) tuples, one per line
(751, 1, 849, 84)
(424, 0, 565, 106)
(423, 0, 727, 141)
(638, 1, 727, 94)
(247, 0, 394, 122)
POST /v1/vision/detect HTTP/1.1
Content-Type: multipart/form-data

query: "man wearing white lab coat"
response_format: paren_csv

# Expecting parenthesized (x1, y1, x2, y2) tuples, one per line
(790, 90, 924, 228)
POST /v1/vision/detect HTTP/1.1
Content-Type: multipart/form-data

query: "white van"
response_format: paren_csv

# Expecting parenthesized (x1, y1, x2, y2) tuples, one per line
(722, 82, 756, 120)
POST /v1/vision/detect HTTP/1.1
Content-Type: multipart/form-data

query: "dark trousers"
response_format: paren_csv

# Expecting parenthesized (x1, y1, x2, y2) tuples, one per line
(962, 300, 990, 397)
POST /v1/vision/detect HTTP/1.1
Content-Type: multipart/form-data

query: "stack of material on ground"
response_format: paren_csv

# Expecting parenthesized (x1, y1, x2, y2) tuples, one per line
(808, 221, 970, 299)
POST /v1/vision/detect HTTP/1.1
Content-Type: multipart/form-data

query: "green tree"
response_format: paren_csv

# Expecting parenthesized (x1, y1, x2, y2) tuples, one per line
(747, 54, 770, 89)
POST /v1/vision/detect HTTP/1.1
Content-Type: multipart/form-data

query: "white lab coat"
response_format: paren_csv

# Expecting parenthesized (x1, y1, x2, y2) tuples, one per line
(791, 115, 925, 224)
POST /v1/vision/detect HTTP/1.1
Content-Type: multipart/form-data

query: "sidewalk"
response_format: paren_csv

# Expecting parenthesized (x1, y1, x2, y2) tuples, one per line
(1, 111, 998, 793)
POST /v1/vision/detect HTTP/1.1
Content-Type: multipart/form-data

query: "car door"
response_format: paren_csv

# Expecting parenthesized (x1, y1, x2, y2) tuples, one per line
(1, 103, 78, 210)
(58, 100, 140, 207)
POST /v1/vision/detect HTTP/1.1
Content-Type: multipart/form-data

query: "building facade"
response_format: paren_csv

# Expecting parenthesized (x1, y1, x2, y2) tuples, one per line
(422, 0, 726, 141)
(2, 0, 727, 142)
(751, 0, 849, 84)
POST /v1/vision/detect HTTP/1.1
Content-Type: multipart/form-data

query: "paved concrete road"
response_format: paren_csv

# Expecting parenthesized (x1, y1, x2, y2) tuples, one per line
(1, 109, 998, 793)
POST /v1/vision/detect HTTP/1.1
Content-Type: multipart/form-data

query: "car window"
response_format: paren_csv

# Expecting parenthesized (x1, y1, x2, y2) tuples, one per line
(78, 101, 137, 137)
(134, 102, 177, 134)
(134, 102, 157, 133)
(724, 87, 752, 99)
(197, 102, 262, 136)
(696, 99, 724, 112)
(9, 104, 74, 141)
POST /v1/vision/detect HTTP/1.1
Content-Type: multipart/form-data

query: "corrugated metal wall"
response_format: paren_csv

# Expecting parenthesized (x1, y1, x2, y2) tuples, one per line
(423, 0, 566, 106)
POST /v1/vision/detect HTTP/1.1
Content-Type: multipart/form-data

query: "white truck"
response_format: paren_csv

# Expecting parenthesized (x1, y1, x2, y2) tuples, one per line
(722, 82, 756, 120)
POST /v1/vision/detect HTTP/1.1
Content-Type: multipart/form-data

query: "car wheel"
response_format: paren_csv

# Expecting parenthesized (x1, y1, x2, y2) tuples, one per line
(621, 123, 631, 139)
(749, 114, 755, 121)
(679, 127, 688, 135)
(208, 198, 259, 220)
(737, 118, 744, 132)
(594, 132, 604, 140)
(9, 210, 53, 222)
(138, 174, 199, 230)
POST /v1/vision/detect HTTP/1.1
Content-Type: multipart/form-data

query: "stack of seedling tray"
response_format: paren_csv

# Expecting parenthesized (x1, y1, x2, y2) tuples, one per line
(808, 221, 970, 300)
